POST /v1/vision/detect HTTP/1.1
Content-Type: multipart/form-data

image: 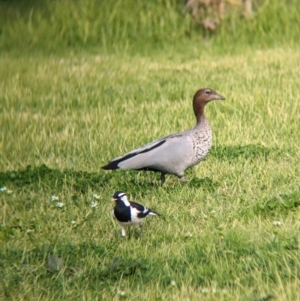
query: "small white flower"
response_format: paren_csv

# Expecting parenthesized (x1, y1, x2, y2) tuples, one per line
(51, 195, 59, 201)
(90, 201, 98, 208)
(6, 189, 13, 194)
(273, 221, 282, 226)
(56, 202, 64, 208)
(26, 229, 33, 233)
(117, 291, 125, 297)
(93, 194, 101, 200)
(201, 288, 209, 294)
(71, 220, 76, 224)
(170, 280, 176, 286)
(0, 186, 7, 192)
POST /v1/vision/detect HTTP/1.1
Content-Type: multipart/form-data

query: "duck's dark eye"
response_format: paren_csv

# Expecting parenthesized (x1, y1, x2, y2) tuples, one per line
(205, 90, 210, 95)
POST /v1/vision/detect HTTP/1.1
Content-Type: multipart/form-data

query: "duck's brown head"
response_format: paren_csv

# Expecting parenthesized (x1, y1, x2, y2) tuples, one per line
(193, 88, 225, 123)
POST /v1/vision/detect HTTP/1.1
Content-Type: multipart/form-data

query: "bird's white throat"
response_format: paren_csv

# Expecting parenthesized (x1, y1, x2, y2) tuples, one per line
(121, 195, 131, 206)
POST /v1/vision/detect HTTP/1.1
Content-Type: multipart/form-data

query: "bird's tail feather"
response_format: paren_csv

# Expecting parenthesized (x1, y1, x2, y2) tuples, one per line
(149, 211, 161, 217)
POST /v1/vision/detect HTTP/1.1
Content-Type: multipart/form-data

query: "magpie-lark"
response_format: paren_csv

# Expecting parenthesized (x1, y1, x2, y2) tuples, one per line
(111, 191, 160, 238)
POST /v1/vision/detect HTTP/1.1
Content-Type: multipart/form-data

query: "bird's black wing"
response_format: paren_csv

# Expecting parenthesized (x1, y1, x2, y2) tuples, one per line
(129, 201, 146, 213)
(130, 201, 161, 218)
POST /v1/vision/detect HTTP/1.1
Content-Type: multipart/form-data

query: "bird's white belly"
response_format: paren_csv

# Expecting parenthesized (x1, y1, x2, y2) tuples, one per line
(118, 219, 143, 227)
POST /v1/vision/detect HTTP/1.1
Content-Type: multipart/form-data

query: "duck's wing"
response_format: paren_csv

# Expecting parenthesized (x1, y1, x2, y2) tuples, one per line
(102, 131, 189, 170)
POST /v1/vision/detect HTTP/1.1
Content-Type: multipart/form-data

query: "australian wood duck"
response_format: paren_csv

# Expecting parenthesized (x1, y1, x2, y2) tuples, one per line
(102, 88, 225, 183)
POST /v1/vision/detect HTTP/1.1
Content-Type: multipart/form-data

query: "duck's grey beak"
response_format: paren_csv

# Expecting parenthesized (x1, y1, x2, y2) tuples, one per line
(215, 93, 225, 100)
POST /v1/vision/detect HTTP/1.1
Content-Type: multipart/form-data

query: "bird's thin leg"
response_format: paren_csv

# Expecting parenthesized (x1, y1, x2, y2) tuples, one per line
(139, 224, 143, 238)
(179, 175, 188, 182)
(160, 173, 166, 184)
(120, 227, 126, 238)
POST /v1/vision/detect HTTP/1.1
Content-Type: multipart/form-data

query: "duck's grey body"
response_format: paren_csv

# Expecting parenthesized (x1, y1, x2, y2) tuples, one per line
(102, 88, 224, 183)
(115, 116, 211, 175)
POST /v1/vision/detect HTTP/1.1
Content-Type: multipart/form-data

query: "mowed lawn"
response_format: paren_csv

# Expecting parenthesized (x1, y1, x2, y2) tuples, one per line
(1, 47, 300, 300)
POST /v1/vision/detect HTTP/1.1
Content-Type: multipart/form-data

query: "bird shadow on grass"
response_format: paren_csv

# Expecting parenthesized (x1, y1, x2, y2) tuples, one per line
(1, 242, 153, 294)
(210, 144, 283, 161)
(187, 176, 219, 192)
(0, 164, 218, 195)
(2, 235, 298, 296)
(0, 144, 282, 194)
(253, 191, 300, 218)
(0, 164, 114, 194)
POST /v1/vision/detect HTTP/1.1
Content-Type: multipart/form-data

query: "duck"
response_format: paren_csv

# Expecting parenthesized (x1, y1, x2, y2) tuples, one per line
(102, 88, 225, 184)
(111, 191, 161, 238)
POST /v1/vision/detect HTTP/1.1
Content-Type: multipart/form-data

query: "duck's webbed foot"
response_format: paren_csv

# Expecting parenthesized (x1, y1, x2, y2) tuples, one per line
(179, 175, 188, 183)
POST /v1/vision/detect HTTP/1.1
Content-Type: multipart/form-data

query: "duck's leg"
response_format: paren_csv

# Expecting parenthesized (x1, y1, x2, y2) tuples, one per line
(179, 175, 188, 182)
(160, 173, 166, 184)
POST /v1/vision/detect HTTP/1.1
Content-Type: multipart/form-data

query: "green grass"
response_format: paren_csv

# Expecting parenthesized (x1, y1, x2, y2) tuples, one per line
(1, 0, 300, 299)
(1, 0, 300, 53)
(1, 46, 300, 300)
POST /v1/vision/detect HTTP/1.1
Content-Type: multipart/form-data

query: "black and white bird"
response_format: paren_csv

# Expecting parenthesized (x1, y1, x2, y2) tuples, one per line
(111, 191, 161, 238)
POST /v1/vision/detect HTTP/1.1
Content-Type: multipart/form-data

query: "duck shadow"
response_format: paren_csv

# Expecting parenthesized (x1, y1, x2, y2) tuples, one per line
(210, 144, 279, 161)
(0, 164, 218, 193)
(0, 164, 113, 194)
(0, 144, 279, 193)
